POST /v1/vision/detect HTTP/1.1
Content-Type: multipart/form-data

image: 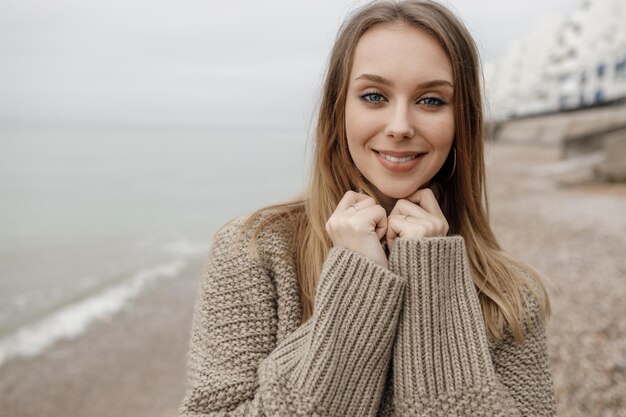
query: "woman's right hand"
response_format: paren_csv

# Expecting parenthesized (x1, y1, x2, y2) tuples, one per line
(325, 191, 388, 269)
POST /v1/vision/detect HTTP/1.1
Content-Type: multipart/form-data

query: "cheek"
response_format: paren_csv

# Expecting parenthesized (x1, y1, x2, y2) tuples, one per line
(345, 100, 377, 146)
(419, 112, 455, 149)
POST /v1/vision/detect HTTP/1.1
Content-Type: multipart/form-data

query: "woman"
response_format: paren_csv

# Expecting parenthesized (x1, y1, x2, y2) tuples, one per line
(179, 1, 557, 416)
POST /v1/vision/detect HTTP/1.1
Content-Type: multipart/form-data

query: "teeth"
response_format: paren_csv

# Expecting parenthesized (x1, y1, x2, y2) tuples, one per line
(379, 152, 420, 163)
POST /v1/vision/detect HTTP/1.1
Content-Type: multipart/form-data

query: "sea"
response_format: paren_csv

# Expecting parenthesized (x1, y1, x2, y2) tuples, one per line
(0, 125, 309, 367)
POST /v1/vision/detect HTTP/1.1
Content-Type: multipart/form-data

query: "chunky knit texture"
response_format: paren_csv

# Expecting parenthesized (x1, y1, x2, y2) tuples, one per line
(179, 216, 557, 416)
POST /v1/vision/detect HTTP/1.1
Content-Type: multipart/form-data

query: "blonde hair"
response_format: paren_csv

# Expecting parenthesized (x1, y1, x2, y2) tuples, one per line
(239, 0, 549, 344)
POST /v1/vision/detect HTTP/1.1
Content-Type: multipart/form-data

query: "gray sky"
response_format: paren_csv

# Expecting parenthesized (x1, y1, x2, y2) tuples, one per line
(0, 0, 580, 128)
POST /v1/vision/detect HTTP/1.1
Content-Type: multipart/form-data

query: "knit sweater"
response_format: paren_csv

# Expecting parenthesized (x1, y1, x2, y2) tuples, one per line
(179, 215, 557, 416)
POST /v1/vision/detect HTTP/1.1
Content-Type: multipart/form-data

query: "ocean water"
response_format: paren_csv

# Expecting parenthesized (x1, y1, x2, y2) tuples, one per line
(0, 125, 309, 366)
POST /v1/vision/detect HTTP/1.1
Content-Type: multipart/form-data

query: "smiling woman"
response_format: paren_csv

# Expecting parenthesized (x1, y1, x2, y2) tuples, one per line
(345, 23, 455, 207)
(178, 1, 557, 416)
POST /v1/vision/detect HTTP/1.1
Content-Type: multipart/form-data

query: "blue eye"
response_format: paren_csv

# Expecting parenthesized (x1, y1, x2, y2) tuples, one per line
(360, 91, 385, 104)
(419, 96, 446, 106)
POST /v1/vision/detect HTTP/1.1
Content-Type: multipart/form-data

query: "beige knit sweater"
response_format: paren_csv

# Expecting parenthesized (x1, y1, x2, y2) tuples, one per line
(179, 215, 556, 416)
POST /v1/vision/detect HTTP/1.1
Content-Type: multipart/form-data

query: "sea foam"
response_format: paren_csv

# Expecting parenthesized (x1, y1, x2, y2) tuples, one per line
(0, 239, 207, 367)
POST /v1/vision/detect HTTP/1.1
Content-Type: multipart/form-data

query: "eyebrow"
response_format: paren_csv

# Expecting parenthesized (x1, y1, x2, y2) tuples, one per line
(354, 73, 454, 89)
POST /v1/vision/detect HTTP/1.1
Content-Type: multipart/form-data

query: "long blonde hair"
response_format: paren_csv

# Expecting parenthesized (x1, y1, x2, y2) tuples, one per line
(240, 0, 549, 343)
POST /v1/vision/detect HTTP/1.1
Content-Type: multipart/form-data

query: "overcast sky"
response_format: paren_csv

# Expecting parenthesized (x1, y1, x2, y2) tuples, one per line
(0, 0, 580, 128)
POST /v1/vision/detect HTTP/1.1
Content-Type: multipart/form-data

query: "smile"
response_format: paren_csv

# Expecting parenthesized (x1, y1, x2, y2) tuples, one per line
(377, 152, 421, 163)
(374, 150, 425, 172)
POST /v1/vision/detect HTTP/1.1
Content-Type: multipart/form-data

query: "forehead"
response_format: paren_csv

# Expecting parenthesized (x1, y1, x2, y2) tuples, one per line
(350, 23, 453, 83)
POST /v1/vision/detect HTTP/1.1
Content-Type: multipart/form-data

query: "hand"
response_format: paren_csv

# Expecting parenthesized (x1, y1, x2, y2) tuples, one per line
(326, 191, 389, 268)
(386, 188, 449, 250)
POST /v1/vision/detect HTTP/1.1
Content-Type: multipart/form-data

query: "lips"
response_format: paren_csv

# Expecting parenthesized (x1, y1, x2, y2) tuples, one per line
(374, 149, 425, 172)
(375, 150, 424, 158)
(378, 152, 419, 163)
(374, 150, 425, 163)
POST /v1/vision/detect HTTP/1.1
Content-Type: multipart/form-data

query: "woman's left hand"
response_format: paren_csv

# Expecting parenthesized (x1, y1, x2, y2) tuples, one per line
(386, 188, 449, 250)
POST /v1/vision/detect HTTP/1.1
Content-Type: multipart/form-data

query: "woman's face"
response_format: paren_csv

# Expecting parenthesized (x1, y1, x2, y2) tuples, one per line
(345, 23, 455, 205)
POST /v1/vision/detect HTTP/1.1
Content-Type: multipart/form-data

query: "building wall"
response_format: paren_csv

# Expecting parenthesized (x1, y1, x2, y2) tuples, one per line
(487, 0, 626, 121)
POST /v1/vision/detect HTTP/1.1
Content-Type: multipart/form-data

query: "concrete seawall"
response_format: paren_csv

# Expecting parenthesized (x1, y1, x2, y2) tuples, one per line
(492, 101, 626, 182)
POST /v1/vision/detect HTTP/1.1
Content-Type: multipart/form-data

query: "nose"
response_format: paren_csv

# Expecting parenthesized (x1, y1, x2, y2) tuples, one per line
(385, 104, 414, 140)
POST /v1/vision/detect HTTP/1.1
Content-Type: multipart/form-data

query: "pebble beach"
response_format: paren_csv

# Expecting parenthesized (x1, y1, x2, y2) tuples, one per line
(486, 142, 626, 417)
(0, 141, 624, 416)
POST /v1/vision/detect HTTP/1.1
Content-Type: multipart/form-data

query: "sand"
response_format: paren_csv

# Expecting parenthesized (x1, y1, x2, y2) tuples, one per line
(0, 261, 203, 417)
(1, 141, 624, 417)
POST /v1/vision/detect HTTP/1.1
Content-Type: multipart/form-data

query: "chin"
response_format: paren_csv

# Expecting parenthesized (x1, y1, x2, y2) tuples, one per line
(377, 184, 421, 200)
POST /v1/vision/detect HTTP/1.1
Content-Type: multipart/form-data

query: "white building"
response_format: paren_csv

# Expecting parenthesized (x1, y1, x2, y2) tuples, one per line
(486, 0, 626, 121)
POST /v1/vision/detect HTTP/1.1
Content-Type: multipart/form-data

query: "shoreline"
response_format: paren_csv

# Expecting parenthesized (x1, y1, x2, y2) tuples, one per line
(1, 141, 624, 417)
(0, 260, 204, 417)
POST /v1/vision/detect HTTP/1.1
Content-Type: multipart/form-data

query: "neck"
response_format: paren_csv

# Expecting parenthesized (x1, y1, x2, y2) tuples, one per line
(373, 187, 398, 216)
(376, 193, 397, 216)
(371, 181, 433, 216)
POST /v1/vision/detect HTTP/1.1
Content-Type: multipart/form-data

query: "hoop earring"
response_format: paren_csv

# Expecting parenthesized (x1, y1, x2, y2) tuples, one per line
(444, 147, 457, 182)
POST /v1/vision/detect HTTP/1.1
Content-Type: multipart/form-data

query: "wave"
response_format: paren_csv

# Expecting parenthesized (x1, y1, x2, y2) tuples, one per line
(0, 239, 207, 367)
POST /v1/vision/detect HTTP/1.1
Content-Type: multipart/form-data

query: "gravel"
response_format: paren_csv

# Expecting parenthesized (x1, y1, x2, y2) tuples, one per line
(486, 141, 626, 417)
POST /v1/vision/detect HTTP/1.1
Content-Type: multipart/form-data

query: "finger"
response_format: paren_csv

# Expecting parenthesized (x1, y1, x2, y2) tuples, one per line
(372, 206, 388, 240)
(336, 190, 376, 211)
(390, 199, 439, 224)
(405, 188, 446, 219)
(386, 229, 396, 251)
(399, 191, 449, 234)
(335, 190, 360, 211)
(353, 205, 387, 238)
(386, 215, 422, 248)
(404, 213, 447, 237)
(347, 196, 376, 213)
(388, 213, 444, 240)
(386, 215, 429, 249)
(386, 215, 402, 249)
(386, 205, 409, 249)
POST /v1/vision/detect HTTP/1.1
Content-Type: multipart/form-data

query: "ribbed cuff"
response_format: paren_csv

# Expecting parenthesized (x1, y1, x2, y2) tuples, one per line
(389, 236, 496, 403)
(266, 247, 406, 416)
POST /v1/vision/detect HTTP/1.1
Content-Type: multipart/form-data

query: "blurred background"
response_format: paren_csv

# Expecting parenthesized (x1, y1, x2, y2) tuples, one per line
(0, 1, 624, 416)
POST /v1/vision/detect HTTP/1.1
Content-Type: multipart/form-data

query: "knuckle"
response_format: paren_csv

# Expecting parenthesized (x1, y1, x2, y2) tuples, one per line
(343, 190, 356, 200)
(394, 200, 405, 211)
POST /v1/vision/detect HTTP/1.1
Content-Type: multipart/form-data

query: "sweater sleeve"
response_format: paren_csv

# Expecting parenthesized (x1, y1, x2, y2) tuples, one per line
(490, 275, 558, 416)
(387, 236, 556, 417)
(179, 219, 406, 417)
